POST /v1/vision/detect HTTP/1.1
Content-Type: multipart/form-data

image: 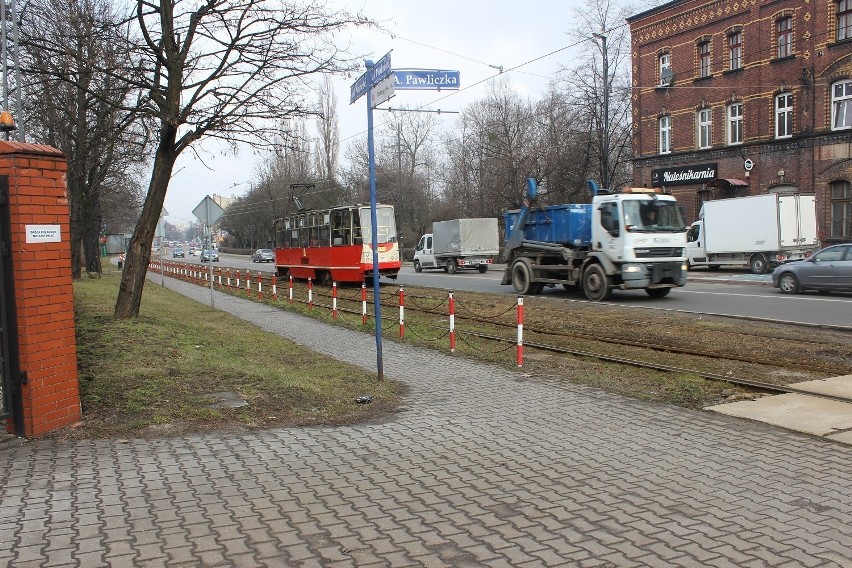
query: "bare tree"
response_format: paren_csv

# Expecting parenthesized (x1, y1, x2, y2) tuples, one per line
(559, 0, 634, 190)
(315, 75, 339, 186)
(109, 0, 371, 317)
(21, 0, 145, 278)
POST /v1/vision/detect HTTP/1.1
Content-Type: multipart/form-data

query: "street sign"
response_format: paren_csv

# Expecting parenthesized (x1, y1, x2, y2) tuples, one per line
(350, 51, 393, 104)
(394, 69, 460, 90)
(372, 73, 396, 107)
(744, 159, 754, 171)
(192, 195, 225, 226)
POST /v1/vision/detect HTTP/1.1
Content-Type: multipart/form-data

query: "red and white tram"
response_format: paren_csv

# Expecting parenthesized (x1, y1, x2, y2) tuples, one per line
(273, 204, 401, 284)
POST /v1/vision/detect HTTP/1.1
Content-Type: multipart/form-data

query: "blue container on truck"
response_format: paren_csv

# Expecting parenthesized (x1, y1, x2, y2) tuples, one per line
(505, 204, 592, 246)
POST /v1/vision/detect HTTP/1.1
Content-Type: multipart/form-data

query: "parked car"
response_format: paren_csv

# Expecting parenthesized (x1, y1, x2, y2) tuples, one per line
(772, 244, 852, 294)
(252, 248, 275, 262)
(173, 247, 185, 258)
(200, 249, 219, 262)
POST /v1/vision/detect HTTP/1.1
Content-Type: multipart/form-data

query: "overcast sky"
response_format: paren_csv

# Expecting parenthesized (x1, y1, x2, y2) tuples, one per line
(164, 0, 597, 224)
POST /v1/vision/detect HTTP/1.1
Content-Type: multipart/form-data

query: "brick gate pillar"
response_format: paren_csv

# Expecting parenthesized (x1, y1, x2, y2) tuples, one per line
(1, 141, 81, 436)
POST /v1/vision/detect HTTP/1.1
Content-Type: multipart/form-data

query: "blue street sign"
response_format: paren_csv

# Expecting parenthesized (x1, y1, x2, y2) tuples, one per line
(394, 69, 460, 90)
(350, 51, 393, 104)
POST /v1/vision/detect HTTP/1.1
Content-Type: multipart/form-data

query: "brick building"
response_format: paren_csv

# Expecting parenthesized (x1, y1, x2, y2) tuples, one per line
(627, 0, 852, 243)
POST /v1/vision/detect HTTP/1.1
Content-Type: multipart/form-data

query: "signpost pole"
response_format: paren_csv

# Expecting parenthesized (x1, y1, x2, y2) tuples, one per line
(192, 196, 225, 308)
(366, 59, 384, 381)
(206, 200, 214, 308)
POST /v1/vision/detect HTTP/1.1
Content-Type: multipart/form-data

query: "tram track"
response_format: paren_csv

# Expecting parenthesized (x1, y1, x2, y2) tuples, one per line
(169, 265, 852, 406)
(394, 299, 852, 377)
(453, 329, 852, 406)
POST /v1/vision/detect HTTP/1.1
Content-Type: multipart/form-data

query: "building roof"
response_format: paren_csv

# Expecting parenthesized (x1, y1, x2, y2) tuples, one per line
(626, 0, 688, 23)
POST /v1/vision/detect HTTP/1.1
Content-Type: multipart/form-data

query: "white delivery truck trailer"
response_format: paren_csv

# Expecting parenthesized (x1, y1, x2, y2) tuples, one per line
(414, 218, 500, 274)
(686, 193, 819, 274)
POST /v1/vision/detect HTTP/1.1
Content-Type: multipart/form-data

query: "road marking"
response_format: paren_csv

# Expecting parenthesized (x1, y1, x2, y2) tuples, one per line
(677, 289, 852, 303)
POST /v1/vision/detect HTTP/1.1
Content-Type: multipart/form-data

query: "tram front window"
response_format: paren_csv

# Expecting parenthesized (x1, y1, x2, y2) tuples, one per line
(359, 207, 398, 244)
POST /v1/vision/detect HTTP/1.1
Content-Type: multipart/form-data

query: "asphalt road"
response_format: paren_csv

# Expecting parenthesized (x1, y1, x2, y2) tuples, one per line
(163, 252, 852, 328)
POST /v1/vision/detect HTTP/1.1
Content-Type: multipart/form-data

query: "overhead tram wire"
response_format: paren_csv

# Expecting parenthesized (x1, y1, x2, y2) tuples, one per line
(337, 27, 620, 146)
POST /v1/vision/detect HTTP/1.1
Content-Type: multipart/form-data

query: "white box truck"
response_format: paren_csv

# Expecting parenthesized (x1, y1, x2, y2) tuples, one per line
(686, 193, 819, 274)
(414, 218, 499, 274)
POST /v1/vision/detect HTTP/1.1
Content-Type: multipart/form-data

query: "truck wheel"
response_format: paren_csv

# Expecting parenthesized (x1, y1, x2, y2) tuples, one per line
(749, 253, 769, 274)
(446, 259, 457, 274)
(645, 288, 671, 298)
(477, 264, 489, 273)
(583, 264, 612, 301)
(778, 272, 799, 294)
(414, 260, 422, 273)
(511, 259, 535, 295)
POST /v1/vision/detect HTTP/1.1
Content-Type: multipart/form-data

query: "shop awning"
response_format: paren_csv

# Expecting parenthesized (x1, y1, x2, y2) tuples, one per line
(704, 178, 749, 188)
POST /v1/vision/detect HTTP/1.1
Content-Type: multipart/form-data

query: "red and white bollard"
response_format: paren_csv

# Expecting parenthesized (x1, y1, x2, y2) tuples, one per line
(517, 296, 524, 367)
(399, 287, 405, 339)
(288, 275, 294, 304)
(226, 269, 231, 290)
(308, 278, 313, 311)
(257, 273, 263, 300)
(332, 282, 338, 319)
(272, 276, 278, 302)
(245, 272, 252, 296)
(449, 291, 456, 353)
(235, 270, 241, 291)
(361, 283, 368, 326)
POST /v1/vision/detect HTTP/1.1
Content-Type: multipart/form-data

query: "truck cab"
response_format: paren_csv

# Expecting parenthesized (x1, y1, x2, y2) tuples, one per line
(414, 234, 438, 269)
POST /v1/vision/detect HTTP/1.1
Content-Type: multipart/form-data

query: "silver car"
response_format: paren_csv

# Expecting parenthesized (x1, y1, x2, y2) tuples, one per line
(252, 248, 275, 263)
(772, 244, 852, 294)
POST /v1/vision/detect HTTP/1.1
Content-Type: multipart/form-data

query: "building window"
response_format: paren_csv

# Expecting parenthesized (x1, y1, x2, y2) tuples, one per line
(832, 80, 852, 130)
(777, 17, 793, 58)
(659, 52, 672, 86)
(698, 41, 711, 77)
(831, 180, 852, 238)
(728, 32, 742, 70)
(659, 116, 672, 154)
(839, 0, 852, 41)
(727, 103, 743, 145)
(697, 108, 712, 149)
(775, 93, 793, 138)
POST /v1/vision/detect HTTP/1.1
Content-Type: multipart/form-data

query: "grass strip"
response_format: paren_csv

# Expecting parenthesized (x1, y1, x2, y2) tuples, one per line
(69, 273, 401, 439)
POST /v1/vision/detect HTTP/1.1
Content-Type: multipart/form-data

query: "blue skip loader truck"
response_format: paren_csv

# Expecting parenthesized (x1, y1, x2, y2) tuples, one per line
(501, 178, 689, 301)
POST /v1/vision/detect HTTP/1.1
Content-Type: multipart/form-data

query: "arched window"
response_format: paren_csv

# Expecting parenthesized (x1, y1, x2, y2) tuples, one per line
(838, 0, 852, 41)
(658, 52, 672, 86)
(727, 103, 743, 145)
(728, 31, 742, 70)
(777, 17, 793, 58)
(659, 116, 672, 154)
(831, 180, 852, 238)
(775, 93, 793, 138)
(697, 41, 711, 77)
(697, 108, 712, 149)
(833, 80, 852, 129)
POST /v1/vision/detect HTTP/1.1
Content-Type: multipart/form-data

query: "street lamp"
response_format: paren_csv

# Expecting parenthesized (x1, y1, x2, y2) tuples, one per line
(593, 32, 609, 189)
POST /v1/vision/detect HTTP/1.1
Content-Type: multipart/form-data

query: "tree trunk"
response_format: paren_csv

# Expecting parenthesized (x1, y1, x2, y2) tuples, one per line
(114, 125, 178, 318)
(68, 176, 85, 280)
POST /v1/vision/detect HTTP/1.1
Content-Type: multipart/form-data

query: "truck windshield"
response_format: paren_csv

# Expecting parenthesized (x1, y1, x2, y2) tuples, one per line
(359, 206, 398, 244)
(623, 200, 686, 232)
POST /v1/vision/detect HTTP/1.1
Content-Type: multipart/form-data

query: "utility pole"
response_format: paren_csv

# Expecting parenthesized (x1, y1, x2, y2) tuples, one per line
(593, 32, 609, 189)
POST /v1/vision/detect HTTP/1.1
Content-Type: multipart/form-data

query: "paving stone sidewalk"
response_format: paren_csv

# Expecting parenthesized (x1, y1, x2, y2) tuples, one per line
(1, 275, 851, 567)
